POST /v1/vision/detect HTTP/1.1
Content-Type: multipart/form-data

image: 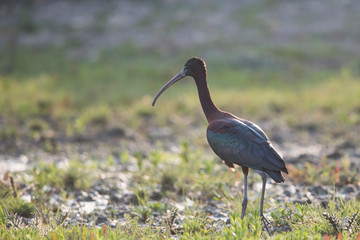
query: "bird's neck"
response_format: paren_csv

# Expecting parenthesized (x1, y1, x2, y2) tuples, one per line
(194, 72, 221, 123)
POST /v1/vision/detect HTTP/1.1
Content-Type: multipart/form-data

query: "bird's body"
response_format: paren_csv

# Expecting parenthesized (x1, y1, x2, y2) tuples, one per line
(152, 57, 288, 228)
(207, 115, 287, 183)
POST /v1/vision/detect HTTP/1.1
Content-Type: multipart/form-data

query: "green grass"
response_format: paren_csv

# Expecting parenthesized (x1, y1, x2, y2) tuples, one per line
(1, 142, 360, 238)
(0, 178, 35, 218)
(1, 41, 360, 239)
(1, 198, 359, 239)
(30, 160, 94, 190)
(289, 157, 360, 187)
(2, 140, 360, 239)
(1, 45, 359, 136)
(0, 159, 96, 221)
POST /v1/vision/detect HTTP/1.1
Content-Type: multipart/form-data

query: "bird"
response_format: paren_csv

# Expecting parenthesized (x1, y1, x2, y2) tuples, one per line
(152, 57, 288, 228)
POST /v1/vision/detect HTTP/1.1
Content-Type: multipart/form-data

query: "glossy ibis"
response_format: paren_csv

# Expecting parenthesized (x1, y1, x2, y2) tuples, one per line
(152, 57, 288, 227)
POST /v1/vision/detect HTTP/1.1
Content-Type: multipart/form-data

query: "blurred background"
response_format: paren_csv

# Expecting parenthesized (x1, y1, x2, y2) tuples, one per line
(1, 0, 360, 171)
(1, 0, 360, 234)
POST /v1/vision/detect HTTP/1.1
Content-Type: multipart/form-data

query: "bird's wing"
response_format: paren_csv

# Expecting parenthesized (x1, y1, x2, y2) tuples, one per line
(207, 118, 287, 173)
(241, 119, 270, 142)
(242, 119, 285, 162)
(208, 118, 269, 145)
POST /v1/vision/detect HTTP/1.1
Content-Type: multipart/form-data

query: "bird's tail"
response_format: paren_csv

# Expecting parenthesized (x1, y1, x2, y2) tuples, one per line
(266, 170, 285, 183)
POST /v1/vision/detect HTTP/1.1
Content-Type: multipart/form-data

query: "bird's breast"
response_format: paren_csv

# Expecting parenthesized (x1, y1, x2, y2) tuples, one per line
(207, 130, 243, 158)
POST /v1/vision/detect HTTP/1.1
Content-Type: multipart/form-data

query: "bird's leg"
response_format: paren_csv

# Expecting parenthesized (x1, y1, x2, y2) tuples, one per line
(259, 172, 271, 235)
(259, 173, 266, 217)
(240, 167, 248, 219)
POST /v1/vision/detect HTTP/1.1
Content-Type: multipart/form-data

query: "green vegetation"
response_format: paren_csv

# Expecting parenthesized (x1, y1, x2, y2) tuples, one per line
(289, 157, 360, 187)
(1, 186, 360, 239)
(1, 46, 359, 134)
(30, 160, 94, 190)
(0, 159, 95, 220)
(1, 5, 360, 238)
(1, 139, 360, 238)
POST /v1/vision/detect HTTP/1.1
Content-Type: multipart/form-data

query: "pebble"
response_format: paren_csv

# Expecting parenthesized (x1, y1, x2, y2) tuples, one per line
(309, 185, 329, 196)
(78, 191, 92, 201)
(283, 185, 297, 197)
(121, 193, 139, 205)
(150, 190, 163, 201)
(340, 184, 357, 194)
(355, 191, 360, 200)
(21, 194, 32, 203)
(79, 201, 96, 214)
(110, 191, 123, 203)
(95, 216, 108, 225)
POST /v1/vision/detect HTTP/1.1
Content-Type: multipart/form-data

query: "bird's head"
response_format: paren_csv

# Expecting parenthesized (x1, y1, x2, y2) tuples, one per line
(152, 57, 206, 106)
(183, 57, 207, 77)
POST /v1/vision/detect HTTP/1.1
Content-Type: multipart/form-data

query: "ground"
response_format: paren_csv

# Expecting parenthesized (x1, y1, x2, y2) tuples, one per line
(0, 0, 360, 239)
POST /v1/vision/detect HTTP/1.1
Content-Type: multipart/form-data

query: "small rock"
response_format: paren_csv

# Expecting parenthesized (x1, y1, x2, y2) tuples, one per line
(78, 191, 92, 201)
(21, 194, 32, 203)
(109, 220, 118, 228)
(150, 190, 162, 200)
(327, 149, 343, 159)
(337, 141, 355, 150)
(292, 198, 311, 205)
(79, 201, 96, 214)
(309, 185, 328, 196)
(95, 185, 110, 195)
(283, 185, 296, 197)
(95, 216, 108, 225)
(96, 198, 109, 211)
(355, 191, 360, 200)
(107, 127, 125, 137)
(49, 194, 61, 205)
(122, 193, 139, 205)
(305, 191, 313, 201)
(42, 185, 52, 192)
(110, 192, 122, 203)
(340, 184, 357, 194)
(320, 200, 329, 208)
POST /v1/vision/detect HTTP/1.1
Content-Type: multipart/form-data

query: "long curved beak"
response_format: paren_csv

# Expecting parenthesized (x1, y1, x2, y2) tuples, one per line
(152, 68, 187, 106)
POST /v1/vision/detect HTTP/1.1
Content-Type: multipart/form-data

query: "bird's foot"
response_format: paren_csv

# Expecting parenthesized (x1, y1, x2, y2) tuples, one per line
(261, 215, 272, 236)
